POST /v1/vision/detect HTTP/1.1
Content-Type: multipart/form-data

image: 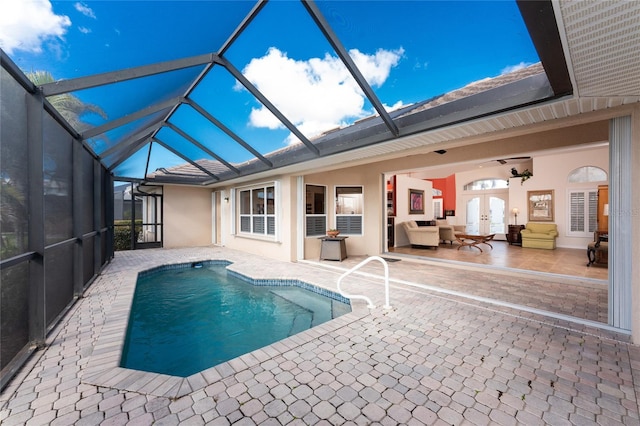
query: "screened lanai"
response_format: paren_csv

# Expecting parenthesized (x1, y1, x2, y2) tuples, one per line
(2, 0, 640, 392)
(2, 0, 569, 185)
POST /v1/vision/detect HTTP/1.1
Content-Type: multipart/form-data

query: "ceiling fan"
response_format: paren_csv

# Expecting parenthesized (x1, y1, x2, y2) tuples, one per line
(494, 156, 531, 165)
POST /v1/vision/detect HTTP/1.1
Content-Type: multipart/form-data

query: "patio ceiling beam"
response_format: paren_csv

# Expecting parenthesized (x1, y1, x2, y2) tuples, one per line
(106, 136, 151, 172)
(516, 0, 572, 97)
(112, 176, 145, 183)
(82, 96, 183, 140)
(219, 57, 320, 156)
(97, 118, 164, 160)
(142, 1, 267, 150)
(302, 0, 399, 137)
(186, 99, 273, 167)
(153, 137, 220, 181)
(40, 53, 222, 96)
(165, 122, 241, 175)
(218, 0, 267, 56)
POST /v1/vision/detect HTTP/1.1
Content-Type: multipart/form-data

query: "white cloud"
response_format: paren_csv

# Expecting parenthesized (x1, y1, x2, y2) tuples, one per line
(383, 100, 407, 112)
(78, 26, 91, 34)
(501, 62, 532, 75)
(239, 47, 403, 145)
(74, 2, 96, 19)
(350, 48, 404, 87)
(0, 0, 71, 54)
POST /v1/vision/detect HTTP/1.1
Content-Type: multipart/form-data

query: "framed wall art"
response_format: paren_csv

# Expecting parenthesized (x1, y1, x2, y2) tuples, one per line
(408, 189, 424, 215)
(527, 190, 554, 222)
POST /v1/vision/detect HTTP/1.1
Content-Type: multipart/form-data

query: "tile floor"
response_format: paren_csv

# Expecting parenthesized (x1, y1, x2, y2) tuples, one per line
(1, 246, 638, 425)
(390, 240, 608, 281)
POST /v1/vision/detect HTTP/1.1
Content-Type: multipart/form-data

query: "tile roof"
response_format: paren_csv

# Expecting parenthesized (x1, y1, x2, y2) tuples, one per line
(146, 63, 546, 183)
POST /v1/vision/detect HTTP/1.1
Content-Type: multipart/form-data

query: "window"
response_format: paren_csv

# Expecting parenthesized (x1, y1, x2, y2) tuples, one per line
(567, 166, 607, 183)
(568, 189, 598, 237)
(305, 185, 326, 237)
(335, 186, 363, 235)
(463, 178, 508, 191)
(238, 184, 276, 237)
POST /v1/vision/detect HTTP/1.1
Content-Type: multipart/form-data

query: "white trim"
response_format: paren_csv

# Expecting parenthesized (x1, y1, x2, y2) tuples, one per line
(304, 183, 328, 238)
(211, 191, 216, 245)
(297, 177, 304, 261)
(334, 184, 364, 236)
(235, 182, 278, 240)
(381, 174, 388, 253)
(230, 188, 236, 236)
(274, 180, 281, 242)
(608, 115, 632, 331)
(565, 188, 597, 238)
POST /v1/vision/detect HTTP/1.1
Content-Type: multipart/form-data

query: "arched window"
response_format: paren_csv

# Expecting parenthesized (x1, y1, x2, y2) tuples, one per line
(463, 178, 508, 191)
(567, 166, 607, 183)
(566, 166, 607, 237)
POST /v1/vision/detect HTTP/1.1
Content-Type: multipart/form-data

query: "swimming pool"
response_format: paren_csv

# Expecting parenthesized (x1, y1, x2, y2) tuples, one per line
(120, 261, 351, 377)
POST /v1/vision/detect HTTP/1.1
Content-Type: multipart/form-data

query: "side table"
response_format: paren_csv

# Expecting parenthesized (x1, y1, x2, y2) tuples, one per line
(506, 225, 525, 245)
(319, 236, 348, 261)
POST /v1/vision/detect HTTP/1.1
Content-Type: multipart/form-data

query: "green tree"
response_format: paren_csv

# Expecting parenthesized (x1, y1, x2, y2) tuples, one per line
(1, 71, 107, 258)
(26, 70, 107, 131)
(0, 180, 27, 257)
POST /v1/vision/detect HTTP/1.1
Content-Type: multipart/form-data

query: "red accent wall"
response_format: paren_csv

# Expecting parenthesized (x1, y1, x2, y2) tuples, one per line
(428, 175, 456, 212)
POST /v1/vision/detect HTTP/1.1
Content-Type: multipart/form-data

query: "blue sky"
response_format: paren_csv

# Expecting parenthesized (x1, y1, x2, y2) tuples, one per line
(1, 0, 539, 178)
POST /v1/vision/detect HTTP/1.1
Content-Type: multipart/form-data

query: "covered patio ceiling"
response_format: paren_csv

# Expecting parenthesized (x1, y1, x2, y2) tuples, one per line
(4, 0, 576, 185)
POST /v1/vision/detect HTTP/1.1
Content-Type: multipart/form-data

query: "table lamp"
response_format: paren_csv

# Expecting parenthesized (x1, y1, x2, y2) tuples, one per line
(512, 207, 519, 225)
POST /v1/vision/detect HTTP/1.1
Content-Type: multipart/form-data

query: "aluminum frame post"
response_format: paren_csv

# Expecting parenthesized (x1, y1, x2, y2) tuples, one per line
(73, 135, 84, 296)
(27, 89, 46, 346)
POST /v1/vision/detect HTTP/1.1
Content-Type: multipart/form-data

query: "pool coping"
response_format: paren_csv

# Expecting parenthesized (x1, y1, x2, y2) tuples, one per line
(82, 259, 370, 398)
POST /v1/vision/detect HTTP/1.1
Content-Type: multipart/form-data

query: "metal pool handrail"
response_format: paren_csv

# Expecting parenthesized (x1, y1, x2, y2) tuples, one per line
(337, 256, 391, 309)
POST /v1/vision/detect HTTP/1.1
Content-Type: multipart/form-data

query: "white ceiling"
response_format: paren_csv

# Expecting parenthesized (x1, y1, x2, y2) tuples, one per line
(557, 0, 640, 97)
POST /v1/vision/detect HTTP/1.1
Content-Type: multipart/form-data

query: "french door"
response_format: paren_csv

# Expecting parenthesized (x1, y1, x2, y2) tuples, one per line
(462, 191, 507, 238)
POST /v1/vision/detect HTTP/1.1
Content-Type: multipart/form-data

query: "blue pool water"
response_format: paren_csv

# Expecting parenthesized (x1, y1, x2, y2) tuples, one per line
(120, 263, 351, 377)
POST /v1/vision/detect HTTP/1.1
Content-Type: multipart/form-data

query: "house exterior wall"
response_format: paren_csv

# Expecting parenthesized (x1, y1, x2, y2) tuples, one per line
(221, 176, 297, 262)
(163, 185, 212, 248)
(303, 165, 385, 260)
(159, 107, 640, 343)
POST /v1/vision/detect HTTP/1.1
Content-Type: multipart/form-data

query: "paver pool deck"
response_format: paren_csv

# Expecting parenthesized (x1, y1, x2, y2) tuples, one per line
(1, 247, 639, 425)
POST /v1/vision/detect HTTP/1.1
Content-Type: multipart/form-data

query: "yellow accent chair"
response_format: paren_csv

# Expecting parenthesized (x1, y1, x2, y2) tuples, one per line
(520, 222, 558, 249)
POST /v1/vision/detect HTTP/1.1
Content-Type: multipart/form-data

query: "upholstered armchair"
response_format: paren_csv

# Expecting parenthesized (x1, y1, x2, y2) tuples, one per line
(436, 220, 466, 244)
(520, 222, 558, 249)
(401, 221, 439, 248)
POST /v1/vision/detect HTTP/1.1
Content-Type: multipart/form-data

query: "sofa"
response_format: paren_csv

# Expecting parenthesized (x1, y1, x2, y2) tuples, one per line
(436, 220, 466, 244)
(401, 221, 439, 248)
(520, 222, 558, 249)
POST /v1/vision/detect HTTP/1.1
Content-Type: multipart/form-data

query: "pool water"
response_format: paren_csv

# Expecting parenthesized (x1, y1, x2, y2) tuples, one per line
(120, 264, 351, 377)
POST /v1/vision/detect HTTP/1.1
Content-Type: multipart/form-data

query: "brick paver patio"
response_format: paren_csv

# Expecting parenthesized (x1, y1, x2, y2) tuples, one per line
(1, 247, 639, 425)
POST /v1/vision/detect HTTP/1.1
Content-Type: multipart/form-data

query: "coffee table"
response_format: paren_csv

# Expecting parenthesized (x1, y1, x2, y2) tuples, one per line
(455, 233, 495, 252)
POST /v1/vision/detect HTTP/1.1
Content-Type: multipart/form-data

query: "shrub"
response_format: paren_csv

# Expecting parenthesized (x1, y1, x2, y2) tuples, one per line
(114, 220, 142, 251)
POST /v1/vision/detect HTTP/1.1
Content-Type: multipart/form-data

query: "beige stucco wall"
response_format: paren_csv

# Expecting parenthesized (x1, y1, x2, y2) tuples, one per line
(163, 185, 212, 248)
(507, 146, 609, 249)
(219, 176, 297, 262)
(304, 166, 385, 260)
